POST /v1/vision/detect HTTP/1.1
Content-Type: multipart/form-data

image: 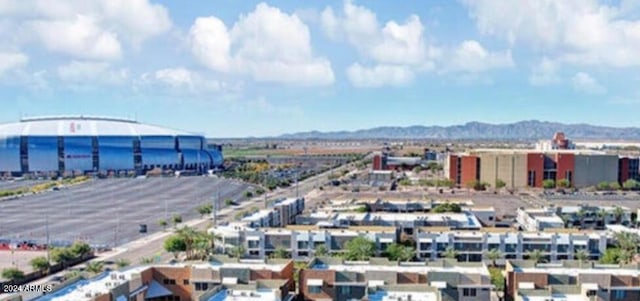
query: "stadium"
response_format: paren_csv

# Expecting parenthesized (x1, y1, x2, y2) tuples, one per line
(0, 116, 223, 175)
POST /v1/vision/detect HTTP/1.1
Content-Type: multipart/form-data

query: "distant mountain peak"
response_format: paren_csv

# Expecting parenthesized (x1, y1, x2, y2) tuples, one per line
(278, 121, 640, 140)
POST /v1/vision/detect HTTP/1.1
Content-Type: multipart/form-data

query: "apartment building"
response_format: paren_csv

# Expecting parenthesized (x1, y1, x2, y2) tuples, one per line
(238, 226, 398, 259)
(210, 224, 608, 263)
(416, 228, 607, 263)
(242, 198, 305, 228)
(517, 206, 633, 231)
(299, 257, 493, 301)
(30, 256, 295, 301)
(506, 260, 640, 301)
(517, 208, 566, 231)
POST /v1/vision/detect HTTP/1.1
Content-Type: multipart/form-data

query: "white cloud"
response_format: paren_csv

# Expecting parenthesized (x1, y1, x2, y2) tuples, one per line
(31, 15, 122, 60)
(154, 68, 193, 88)
(188, 3, 334, 86)
(321, 1, 434, 87)
(346, 63, 414, 87)
(1, 0, 171, 60)
(57, 60, 128, 85)
(571, 72, 606, 94)
(0, 51, 28, 74)
(322, 0, 510, 87)
(189, 17, 230, 72)
(446, 40, 514, 73)
(529, 57, 561, 86)
(463, 0, 640, 67)
(139, 67, 226, 93)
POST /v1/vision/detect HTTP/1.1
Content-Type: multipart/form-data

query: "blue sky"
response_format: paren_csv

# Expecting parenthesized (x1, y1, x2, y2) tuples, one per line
(1, 0, 640, 137)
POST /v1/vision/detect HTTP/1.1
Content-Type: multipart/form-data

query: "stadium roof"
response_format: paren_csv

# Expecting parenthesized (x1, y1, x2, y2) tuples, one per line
(0, 116, 199, 137)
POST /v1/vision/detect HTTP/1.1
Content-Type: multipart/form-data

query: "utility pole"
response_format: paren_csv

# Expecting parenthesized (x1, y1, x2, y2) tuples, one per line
(46, 216, 50, 263)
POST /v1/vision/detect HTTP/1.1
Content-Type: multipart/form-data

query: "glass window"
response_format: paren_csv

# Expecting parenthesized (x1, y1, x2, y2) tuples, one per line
(463, 288, 477, 297)
(308, 286, 321, 294)
(339, 286, 351, 295)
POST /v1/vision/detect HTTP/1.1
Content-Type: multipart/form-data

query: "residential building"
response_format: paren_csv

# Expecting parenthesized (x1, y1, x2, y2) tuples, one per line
(210, 224, 608, 263)
(242, 198, 304, 228)
(517, 208, 565, 231)
(300, 257, 493, 301)
(28, 256, 295, 301)
(506, 260, 640, 301)
(416, 227, 607, 263)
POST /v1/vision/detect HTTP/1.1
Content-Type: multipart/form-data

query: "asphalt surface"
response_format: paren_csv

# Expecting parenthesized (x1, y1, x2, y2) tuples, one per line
(0, 180, 47, 191)
(0, 177, 254, 248)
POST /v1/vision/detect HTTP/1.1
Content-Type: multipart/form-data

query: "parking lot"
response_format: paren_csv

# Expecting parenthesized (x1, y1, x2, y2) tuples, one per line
(0, 180, 47, 191)
(0, 177, 254, 249)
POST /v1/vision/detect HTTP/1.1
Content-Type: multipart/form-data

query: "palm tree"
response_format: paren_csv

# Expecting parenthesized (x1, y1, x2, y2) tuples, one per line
(526, 249, 545, 264)
(229, 245, 246, 259)
(314, 244, 329, 257)
(614, 232, 640, 254)
(596, 209, 607, 227)
(485, 248, 502, 267)
(442, 247, 458, 260)
(613, 206, 625, 224)
(116, 259, 130, 268)
(85, 261, 104, 274)
(576, 209, 586, 228)
(175, 226, 199, 260)
(575, 249, 589, 263)
(561, 214, 572, 228)
(139, 257, 154, 264)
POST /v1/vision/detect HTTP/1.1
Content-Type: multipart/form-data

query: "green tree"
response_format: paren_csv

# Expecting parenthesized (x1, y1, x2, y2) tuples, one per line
(610, 181, 621, 190)
(526, 250, 545, 263)
(613, 206, 626, 224)
(575, 249, 589, 262)
(196, 204, 213, 218)
(412, 166, 422, 173)
(622, 179, 640, 190)
(495, 179, 506, 189)
(1, 268, 25, 282)
(556, 178, 570, 188)
(466, 180, 488, 191)
(139, 257, 154, 264)
(116, 259, 130, 268)
(315, 244, 329, 257)
(50, 247, 75, 268)
(272, 247, 289, 259)
(433, 202, 462, 213)
(69, 242, 92, 258)
(599, 248, 621, 264)
(158, 219, 168, 230)
(229, 245, 246, 259)
(542, 179, 555, 189)
(224, 199, 234, 206)
(172, 214, 183, 227)
(442, 247, 458, 259)
(244, 191, 253, 198)
(596, 181, 610, 191)
(485, 248, 502, 267)
(30, 256, 50, 274)
(596, 209, 607, 226)
(163, 235, 187, 259)
(398, 178, 412, 186)
(85, 261, 104, 274)
(344, 237, 376, 261)
(489, 268, 505, 301)
(385, 243, 414, 262)
(614, 232, 640, 257)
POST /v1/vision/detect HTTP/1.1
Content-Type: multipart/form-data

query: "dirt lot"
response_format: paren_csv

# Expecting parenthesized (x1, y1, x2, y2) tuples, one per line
(0, 250, 47, 277)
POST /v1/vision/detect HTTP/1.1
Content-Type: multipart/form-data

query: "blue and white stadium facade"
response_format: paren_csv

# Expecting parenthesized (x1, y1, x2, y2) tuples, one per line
(0, 116, 223, 175)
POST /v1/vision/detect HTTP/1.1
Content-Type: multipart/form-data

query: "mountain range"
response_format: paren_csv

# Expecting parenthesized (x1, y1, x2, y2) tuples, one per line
(278, 120, 640, 140)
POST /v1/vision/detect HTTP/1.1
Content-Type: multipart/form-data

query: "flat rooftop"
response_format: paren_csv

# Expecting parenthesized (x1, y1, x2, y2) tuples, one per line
(35, 259, 290, 301)
(510, 261, 640, 277)
(311, 258, 490, 276)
